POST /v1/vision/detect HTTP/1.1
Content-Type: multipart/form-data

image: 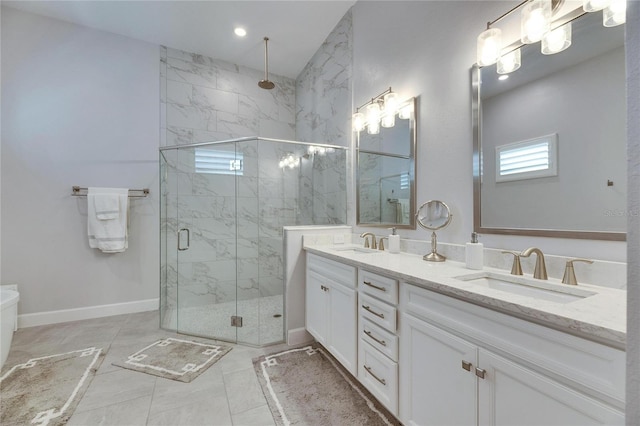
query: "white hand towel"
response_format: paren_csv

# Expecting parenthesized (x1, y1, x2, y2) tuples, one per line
(93, 192, 120, 220)
(88, 187, 129, 253)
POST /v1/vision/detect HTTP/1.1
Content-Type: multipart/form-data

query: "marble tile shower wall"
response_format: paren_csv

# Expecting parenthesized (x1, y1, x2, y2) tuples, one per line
(160, 46, 296, 145)
(295, 10, 353, 223)
(295, 9, 352, 147)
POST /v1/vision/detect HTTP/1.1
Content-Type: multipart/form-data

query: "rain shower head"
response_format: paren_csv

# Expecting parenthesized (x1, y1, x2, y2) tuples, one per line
(258, 37, 275, 90)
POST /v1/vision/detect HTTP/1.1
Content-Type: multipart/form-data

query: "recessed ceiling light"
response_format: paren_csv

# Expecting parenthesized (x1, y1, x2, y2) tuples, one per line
(234, 27, 247, 37)
(498, 74, 509, 81)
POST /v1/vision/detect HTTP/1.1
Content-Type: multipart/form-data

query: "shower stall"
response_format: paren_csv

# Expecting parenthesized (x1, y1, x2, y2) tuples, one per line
(159, 137, 347, 347)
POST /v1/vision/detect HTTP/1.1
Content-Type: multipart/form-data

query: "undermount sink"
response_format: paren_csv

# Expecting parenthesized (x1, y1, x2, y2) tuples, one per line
(454, 272, 596, 304)
(331, 245, 380, 254)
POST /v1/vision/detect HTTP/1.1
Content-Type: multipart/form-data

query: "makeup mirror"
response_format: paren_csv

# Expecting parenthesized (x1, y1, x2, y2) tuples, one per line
(416, 200, 452, 262)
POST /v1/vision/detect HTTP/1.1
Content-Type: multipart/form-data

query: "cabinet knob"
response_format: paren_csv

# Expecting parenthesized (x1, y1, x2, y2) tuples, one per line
(462, 360, 472, 371)
(475, 367, 486, 379)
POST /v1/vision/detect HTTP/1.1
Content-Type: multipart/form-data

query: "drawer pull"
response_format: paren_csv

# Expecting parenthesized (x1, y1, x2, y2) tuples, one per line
(475, 367, 486, 379)
(364, 365, 386, 386)
(362, 305, 385, 319)
(364, 330, 387, 346)
(462, 360, 472, 371)
(363, 280, 387, 292)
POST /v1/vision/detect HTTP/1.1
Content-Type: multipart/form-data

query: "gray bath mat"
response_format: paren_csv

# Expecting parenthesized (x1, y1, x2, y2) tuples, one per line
(113, 337, 231, 382)
(0, 347, 105, 426)
(253, 343, 401, 426)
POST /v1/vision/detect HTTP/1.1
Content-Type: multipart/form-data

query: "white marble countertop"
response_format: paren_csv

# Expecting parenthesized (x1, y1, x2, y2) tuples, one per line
(304, 244, 626, 349)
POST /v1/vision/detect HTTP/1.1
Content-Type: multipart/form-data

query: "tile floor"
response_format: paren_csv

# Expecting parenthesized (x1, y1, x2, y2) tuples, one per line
(3, 310, 291, 425)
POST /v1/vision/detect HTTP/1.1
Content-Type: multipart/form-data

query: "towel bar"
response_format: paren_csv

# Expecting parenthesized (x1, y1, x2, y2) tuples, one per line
(71, 186, 150, 198)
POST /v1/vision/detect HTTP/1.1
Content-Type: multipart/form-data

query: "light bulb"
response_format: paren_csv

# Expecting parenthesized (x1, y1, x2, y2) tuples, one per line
(383, 92, 400, 116)
(366, 102, 381, 134)
(367, 121, 380, 135)
(521, 0, 551, 44)
(497, 48, 521, 74)
(352, 112, 365, 132)
(381, 113, 396, 128)
(583, 0, 611, 12)
(477, 28, 502, 66)
(603, 0, 626, 27)
(541, 22, 572, 54)
(399, 103, 413, 120)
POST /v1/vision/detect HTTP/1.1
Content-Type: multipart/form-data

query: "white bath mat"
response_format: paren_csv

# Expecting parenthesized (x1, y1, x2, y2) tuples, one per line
(113, 337, 231, 382)
(0, 347, 105, 426)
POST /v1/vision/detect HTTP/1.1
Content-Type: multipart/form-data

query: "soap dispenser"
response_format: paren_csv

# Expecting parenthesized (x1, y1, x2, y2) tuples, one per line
(388, 227, 400, 253)
(465, 232, 483, 270)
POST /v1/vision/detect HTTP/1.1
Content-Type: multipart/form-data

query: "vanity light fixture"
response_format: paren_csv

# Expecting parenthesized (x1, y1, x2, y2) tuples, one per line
(521, 0, 552, 44)
(603, 0, 626, 27)
(583, 0, 610, 12)
(279, 153, 299, 170)
(477, 27, 502, 66)
(398, 102, 413, 120)
(541, 22, 572, 54)
(497, 48, 521, 74)
(366, 102, 382, 134)
(478, 0, 624, 76)
(353, 87, 412, 134)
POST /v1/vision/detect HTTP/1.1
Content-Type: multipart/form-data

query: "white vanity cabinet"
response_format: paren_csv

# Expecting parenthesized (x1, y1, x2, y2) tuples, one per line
(357, 269, 400, 415)
(305, 253, 357, 374)
(399, 283, 625, 426)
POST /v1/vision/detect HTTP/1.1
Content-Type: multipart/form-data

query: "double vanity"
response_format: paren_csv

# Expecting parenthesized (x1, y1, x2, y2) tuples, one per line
(303, 240, 626, 425)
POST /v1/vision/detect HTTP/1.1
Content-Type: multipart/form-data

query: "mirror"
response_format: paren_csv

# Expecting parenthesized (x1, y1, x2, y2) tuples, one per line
(416, 200, 452, 262)
(473, 11, 626, 241)
(357, 97, 417, 229)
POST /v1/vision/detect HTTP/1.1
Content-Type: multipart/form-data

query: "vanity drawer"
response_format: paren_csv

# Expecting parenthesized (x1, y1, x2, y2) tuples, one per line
(307, 253, 356, 289)
(360, 317, 398, 362)
(360, 293, 397, 332)
(359, 269, 398, 304)
(359, 340, 398, 415)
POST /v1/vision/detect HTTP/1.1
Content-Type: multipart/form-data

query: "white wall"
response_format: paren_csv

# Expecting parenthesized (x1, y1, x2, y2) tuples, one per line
(1, 8, 160, 316)
(351, 1, 625, 262)
(626, 1, 640, 423)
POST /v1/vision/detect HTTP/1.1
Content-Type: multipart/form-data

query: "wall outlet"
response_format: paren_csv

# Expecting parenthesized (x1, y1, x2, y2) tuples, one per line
(333, 234, 345, 244)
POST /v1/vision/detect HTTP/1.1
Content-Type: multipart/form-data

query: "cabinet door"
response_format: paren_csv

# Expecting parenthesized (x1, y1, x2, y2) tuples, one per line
(327, 281, 357, 374)
(305, 270, 328, 345)
(478, 349, 624, 426)
(399, 313, 478, 426)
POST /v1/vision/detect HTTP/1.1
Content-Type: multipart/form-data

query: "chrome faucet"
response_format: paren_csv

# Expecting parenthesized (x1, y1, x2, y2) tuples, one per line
(379, 237, 388, 251)
(520, 247, 548, 280)
(360, 232, 377, 249)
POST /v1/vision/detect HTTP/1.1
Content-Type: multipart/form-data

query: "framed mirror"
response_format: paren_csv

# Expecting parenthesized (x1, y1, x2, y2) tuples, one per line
(357, 97, 417, 229)
(472, 11, 625, 241)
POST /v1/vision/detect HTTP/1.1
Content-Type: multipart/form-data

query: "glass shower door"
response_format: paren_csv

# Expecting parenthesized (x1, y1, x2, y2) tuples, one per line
(174, 143, 239, 342)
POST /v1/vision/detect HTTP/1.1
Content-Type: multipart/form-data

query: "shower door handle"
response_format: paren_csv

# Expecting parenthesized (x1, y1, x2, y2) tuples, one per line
(178, 228, 190, 251)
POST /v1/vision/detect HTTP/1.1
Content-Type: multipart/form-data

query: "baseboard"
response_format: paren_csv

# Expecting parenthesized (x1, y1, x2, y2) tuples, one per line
(18, 298, 159, 328)
(287, 327, 314, 346)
